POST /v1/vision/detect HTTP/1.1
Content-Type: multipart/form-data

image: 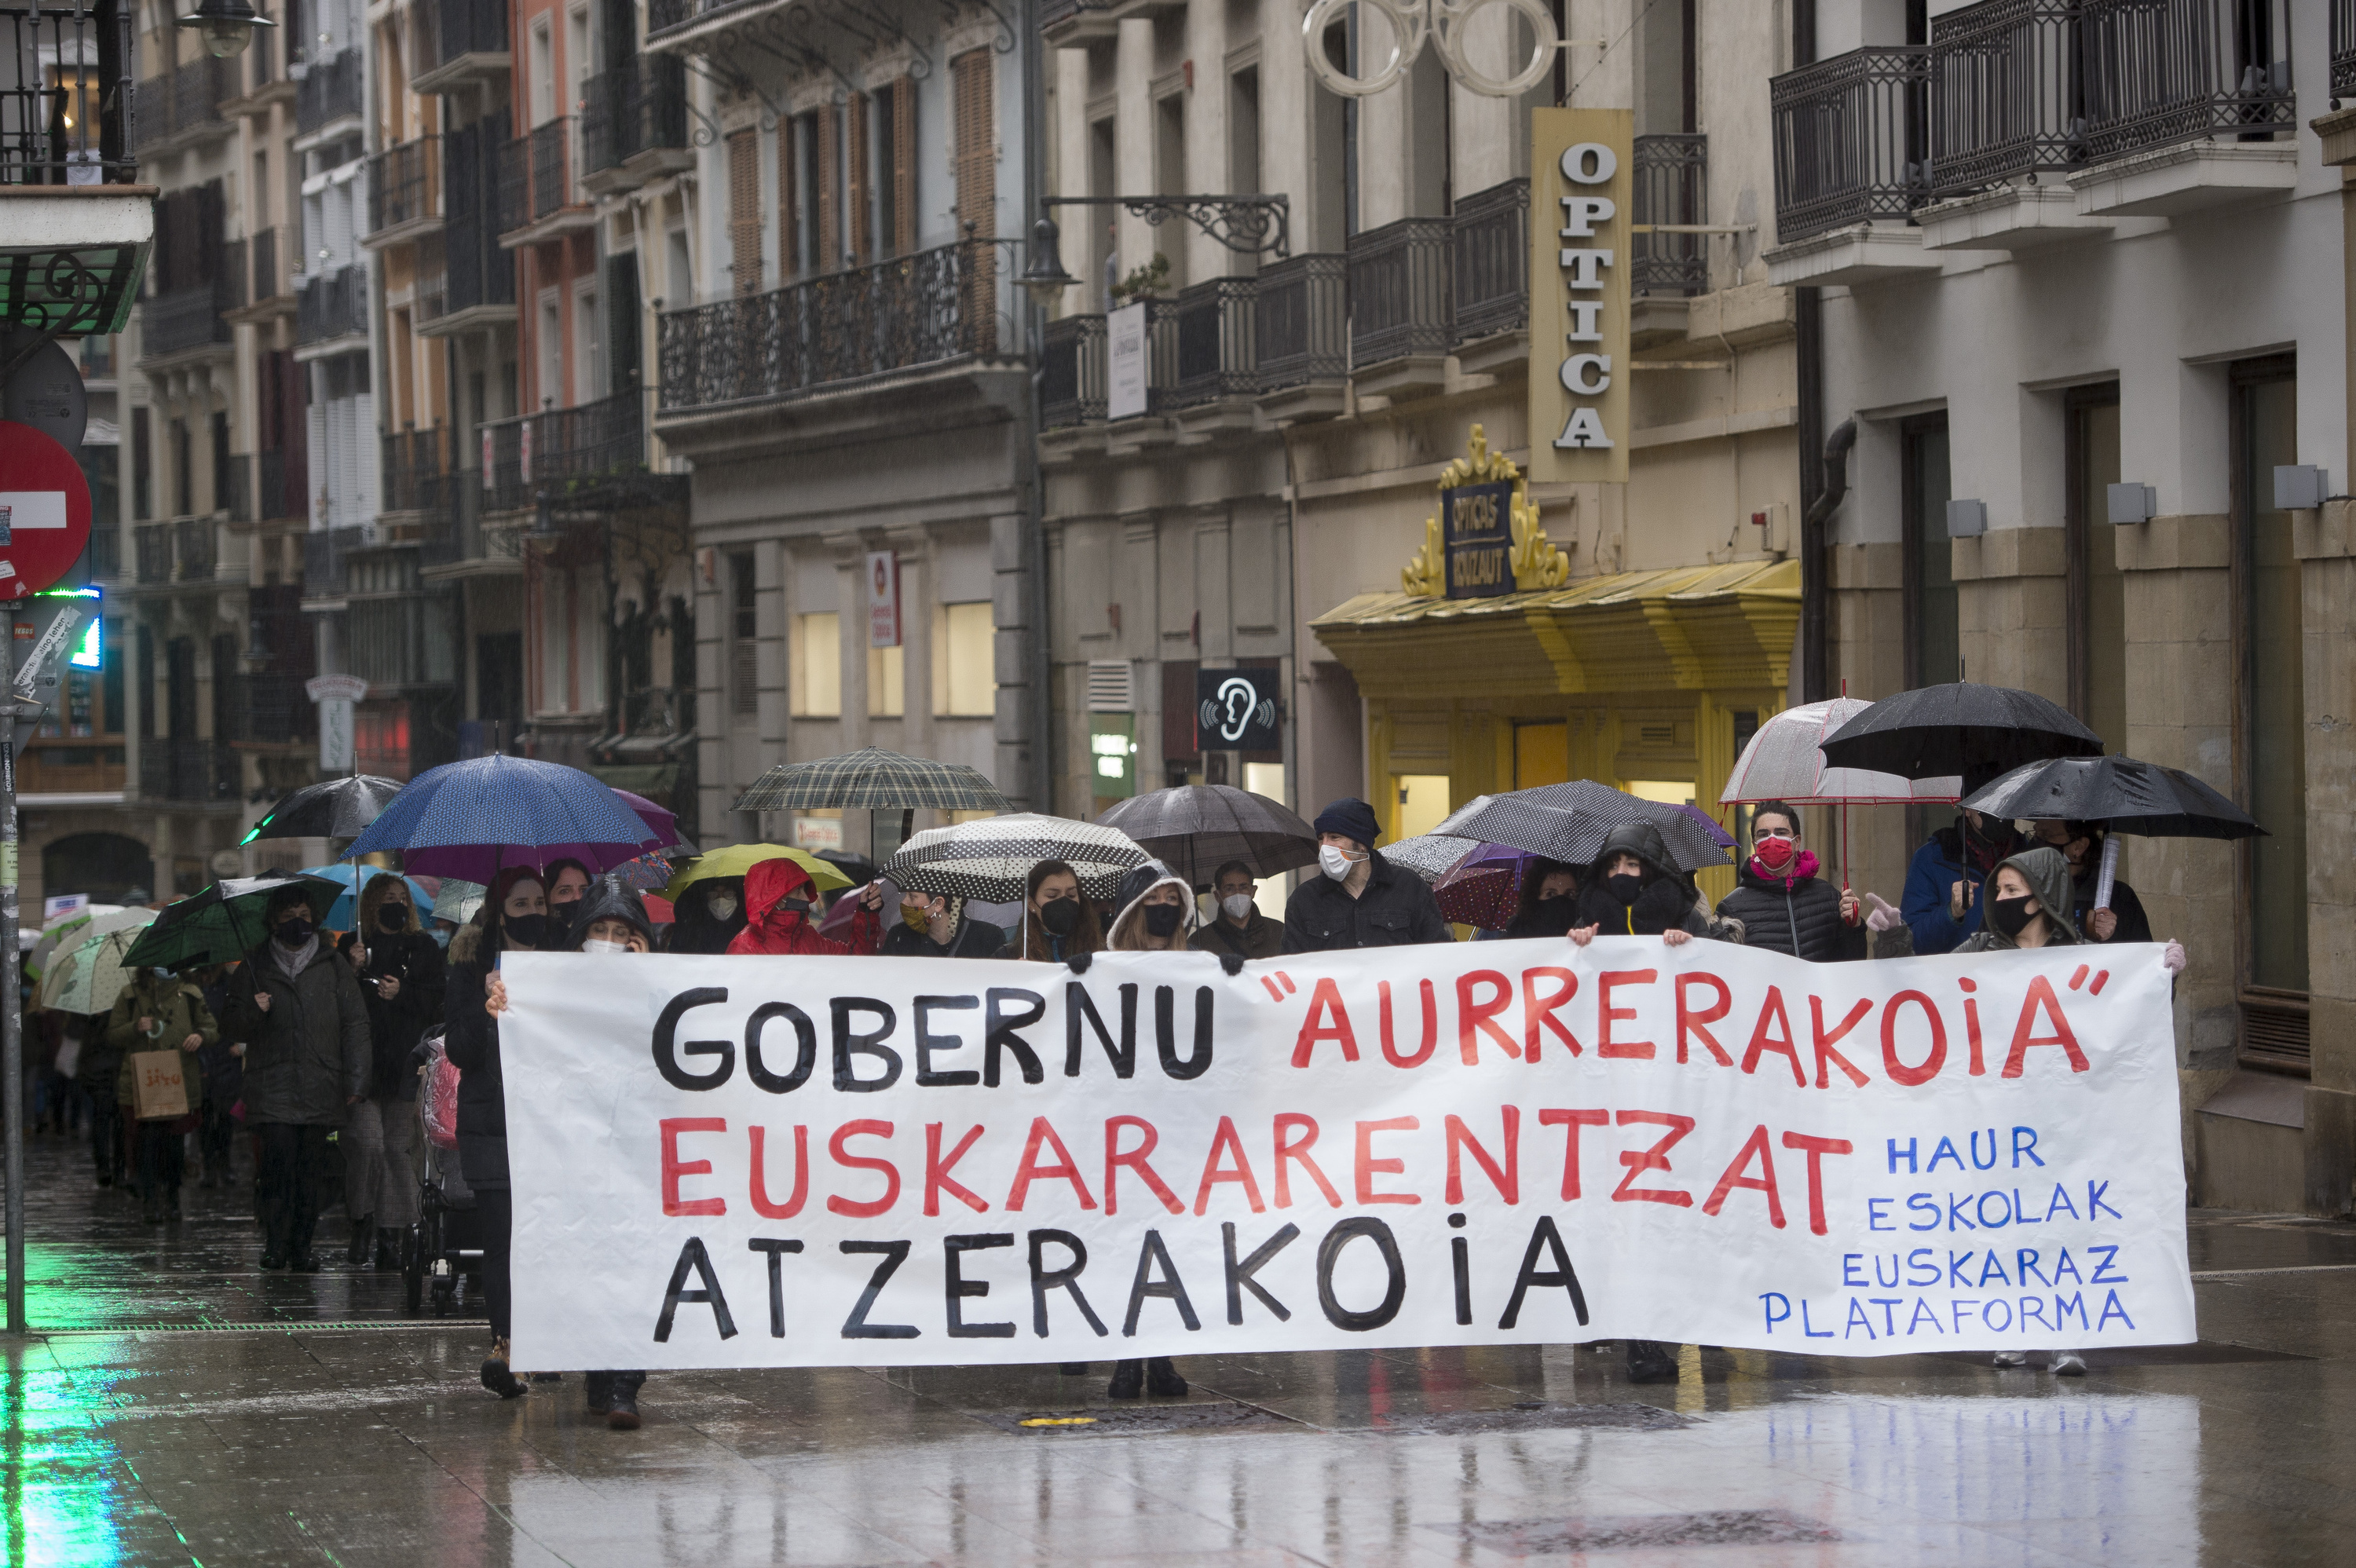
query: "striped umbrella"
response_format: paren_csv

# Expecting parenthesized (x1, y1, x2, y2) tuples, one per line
(881, 813, 1149, 902)
(733, 747, 1012, 813)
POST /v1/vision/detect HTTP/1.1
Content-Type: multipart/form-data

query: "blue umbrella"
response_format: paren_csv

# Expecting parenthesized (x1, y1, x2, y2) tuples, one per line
(340, 754, 661, 880)
(299, 864, 436, 932)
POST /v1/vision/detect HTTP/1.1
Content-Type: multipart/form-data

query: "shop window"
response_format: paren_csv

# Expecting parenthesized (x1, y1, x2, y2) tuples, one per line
(1393, 774, 1450, 840)
(792, 612, 840, 717)
(1625, 780, 1695, 806)
(2066, 386, 2126, 755)
(867, 645, 904, 717)
(355, 702, 412, 781)
(2234, 360, 2305, 1052)
(1514, 721, 1570, 788)
(931, 601, 993, 716)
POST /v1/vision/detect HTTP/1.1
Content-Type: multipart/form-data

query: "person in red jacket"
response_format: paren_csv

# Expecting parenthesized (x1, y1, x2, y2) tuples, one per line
(726, 858, 885, 956)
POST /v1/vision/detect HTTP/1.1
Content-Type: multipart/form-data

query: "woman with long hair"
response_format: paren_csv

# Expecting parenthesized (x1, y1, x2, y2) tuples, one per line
(335, 874, 446, 1268)
(998, 859, 1104, 963)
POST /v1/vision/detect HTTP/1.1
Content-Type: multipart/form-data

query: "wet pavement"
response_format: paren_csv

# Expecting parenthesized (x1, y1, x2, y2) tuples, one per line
(5, 1128, 2354, 1565)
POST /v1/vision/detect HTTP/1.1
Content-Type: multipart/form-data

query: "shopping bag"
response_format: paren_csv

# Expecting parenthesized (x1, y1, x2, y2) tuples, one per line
(420, 1029, 459, 1150)
(129, 1051, 191, 1120)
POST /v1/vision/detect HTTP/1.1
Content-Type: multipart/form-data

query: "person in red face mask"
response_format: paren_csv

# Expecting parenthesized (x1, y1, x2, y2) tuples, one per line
(726, 860, 884, 956)
(1716, 801, 1866, 963)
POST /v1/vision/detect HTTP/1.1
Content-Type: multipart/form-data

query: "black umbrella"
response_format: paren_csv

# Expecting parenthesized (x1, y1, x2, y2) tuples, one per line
(1819, 682, 2103, 783)
(122, 870, 350, 972)
(242, 775, 404, 844)
(1443, 784, 1733, 872)
(1093, 784, 1319, 887)
(1959, 755, 2263, 839)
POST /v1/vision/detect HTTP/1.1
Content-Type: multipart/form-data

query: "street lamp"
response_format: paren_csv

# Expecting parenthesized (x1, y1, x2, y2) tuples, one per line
(1019, 217, 1077, 307)
(177, 0, 277, 60)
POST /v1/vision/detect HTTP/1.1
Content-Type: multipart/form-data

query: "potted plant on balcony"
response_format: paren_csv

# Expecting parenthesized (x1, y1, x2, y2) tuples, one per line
(1109, 253, 1172, 303)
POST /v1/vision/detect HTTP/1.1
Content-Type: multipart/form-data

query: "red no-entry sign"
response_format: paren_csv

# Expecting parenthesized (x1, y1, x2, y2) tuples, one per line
(0, 419, 93, 598)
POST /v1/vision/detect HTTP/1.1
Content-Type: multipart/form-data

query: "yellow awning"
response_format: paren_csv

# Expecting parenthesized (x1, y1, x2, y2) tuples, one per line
(1310, 558, 1800, 701)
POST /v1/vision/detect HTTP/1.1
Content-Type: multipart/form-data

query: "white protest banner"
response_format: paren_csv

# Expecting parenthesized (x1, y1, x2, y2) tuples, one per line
(502, 939, 2192, 1371)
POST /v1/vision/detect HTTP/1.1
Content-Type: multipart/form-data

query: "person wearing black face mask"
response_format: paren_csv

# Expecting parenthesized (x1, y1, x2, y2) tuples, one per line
(542, 858, 593, 947)
(1900, 799, 2020, 956)
(999, 859, 1105, 963)
(331, 875, 446, 1268)
(1567, 822, 1717, 946)
(1502, 859, 1583, 940)
(221, 883, 373, 1273)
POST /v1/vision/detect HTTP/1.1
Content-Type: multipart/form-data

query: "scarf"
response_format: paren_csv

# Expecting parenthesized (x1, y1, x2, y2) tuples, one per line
(272, 935, 318, 981)
(1746, 848, 1821, 891)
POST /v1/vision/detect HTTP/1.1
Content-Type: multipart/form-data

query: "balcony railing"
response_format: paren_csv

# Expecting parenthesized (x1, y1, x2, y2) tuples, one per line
(444, 119, 518, 314)
(2337, 0, 2356, 103)
(382, 426, 457, 514)
(297, 262, 368, 344)
(142, 279, 236, 358)
(2, 2, 136, 185)
(1929, 0, 2086, 195)
(296, 46, 362, 135)
(659, 239, 997, 415)
(229, 451, 298, 523)
(139, 739, 240, 803)
(303, 524, 366, 597)
(429, 0, 510, 68)
(1169, 278, 1257, 408)
(2074, 0, 2294, 164)
(1771, 46, 1932, 244)
(1347, 217, 1451, 368)
(88, 527, 121, 579)
(250, 225, 284, 302)
(134, 519, 216, 583)
(1450, 178, 1527, 345)
(583, 55, 689, 174)
(368, 136, 441, 235)
(499, 118, 577, 233)
(1632, 135, 1708, 296)
(1254, 254, 1348, 390)
(1041, 314, 1107, 429)
(134, 55, 237, 152)
(649, 0, 763, 37)
(481, 389, 647, 513)
(134, 523, 170, 583)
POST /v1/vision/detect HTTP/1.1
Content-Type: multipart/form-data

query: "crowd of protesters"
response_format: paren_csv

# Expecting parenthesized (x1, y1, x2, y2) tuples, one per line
(21, 782, 2189, 1428)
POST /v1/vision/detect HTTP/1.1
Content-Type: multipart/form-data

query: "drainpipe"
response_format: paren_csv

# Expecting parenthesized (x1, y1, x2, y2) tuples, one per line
(1020, 0, 1053, 813)
(1799, 414, 1856, 705)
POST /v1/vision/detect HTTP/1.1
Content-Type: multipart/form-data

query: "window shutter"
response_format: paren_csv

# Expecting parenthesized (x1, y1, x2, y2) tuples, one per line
(726, 128, 760, 295)
(777, 115, 799, 281)
(891, 77, 916, 257)
(951, 49, 996, 353)
(845, 90, 869, 265)
(817, 104, 840, 271)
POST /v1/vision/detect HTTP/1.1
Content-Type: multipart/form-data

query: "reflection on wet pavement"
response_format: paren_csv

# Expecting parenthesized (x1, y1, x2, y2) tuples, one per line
(5, 1132, 2354, 1565)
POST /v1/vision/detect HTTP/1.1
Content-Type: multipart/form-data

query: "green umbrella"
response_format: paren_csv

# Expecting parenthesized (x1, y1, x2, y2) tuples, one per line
(42, 913, 159, 1017)
(121, 871, 349, 974)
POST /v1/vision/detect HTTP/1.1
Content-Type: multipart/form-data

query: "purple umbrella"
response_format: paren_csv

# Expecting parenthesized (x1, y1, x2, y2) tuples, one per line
(612, 788, 688, 851)
(340, 755, 661, 881)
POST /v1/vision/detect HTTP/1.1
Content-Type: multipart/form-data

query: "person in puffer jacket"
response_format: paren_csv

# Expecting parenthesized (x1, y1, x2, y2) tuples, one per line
(1717, 801, 1865, 963)
(1565, 821, 1719, 948)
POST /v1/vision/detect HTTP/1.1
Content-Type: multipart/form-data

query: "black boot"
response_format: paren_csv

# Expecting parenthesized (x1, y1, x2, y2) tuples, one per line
(1107, 1359, 1144, 1399)
(605, 1372, 644, 1431)
(1626, 1340, 1681, 1385)
(584, 1371, 613, 1414)
(1144, 1358, 1187, 1397)
(375, 1229, 405, 1272)
(481, 1338, 525, 1399)
(347, 1215, 375, 1267)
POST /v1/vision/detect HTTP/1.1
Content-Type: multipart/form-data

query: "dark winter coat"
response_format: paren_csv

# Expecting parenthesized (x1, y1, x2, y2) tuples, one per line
(219, 942, 372, 1127)
(1504, 897, 1583, 940)
(1953, 847, 2081, 954)
(441, 923, 510, 1190)
(1191, 909, 1286, 961)
(1281, 850, 1454, 953)
(105, 972, 219, 1114)
(338, 928, 446, 1101)
(880, 915, 1004, 959)
(1900, 821, 2019, 955)
(1573, 821, 1716, 939)
(1719, 862, 1867, 963)
(2068, 867, 2153, 945)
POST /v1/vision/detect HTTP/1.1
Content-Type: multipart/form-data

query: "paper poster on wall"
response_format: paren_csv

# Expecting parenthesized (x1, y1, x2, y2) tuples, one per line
(1107, 302, 1149, 422)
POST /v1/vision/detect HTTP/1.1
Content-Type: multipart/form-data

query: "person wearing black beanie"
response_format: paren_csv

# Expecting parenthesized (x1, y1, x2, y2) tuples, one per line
(1281, 797, 1451, 952)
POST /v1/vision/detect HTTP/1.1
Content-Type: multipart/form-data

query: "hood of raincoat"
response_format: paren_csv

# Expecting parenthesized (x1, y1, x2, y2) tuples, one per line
(1107, 864, 1199, 950)
(565, 878, 655, 951)
(1590, 820, 1678, 886)
(1980, 846, 2080, 947)
(728, 857, 884, 956)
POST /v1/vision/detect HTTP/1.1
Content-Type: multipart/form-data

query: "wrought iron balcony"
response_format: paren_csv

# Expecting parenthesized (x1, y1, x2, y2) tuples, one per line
(87, 526, 121, 580)
(1253, 254, 1347, 390)
(141, 278, 236, 358)
(297, 261, 368, 344)
(133, 54, 236, 152)
(133, 518, 217, 583)
(138, 738, 238, 803)
(480, 390, 647, 514)
(134, 521, 171, 583)
(648, 0, 766, 38)
(2073, 0, 2294, 164)
(441, 119, 517, 317)
(658, 239, 999, 415)
(583, 55, 689, 177)
(1347, 217, 1452, 369)
(228, 451, 298, 524)
(1040, 314, 1107, 429)
(1450, 178, 1527, 345)
(368, 136, 442, 236)
(1169, 278, 1257, 408)
(0, 2, 134, 182)
(428, 0, 509, 70)
(2337, 0, 2356, 104)
(382, 426, 457, 515)
(499, 119, 579, 235)
(1630, 135, 1708, 296)
(1929, 0, 2085, 195)
(302, 524, 366, 597)
(296, 46, 362, 136)
(1771, 46, 1932, 244)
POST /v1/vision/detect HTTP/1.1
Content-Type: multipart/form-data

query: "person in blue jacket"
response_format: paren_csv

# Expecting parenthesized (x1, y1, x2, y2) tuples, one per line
(1900, 806, 2021, 954)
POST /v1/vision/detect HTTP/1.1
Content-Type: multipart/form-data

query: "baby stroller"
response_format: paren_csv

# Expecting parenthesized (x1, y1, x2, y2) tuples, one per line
(404, 1028, 487, 1318)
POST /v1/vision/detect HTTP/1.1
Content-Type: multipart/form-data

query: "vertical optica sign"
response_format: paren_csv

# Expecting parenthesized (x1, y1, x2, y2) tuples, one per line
(1528, 108, 1632, 487)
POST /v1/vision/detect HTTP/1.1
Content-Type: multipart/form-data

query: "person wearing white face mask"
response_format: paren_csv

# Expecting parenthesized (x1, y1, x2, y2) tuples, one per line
(1190, 859, 1283, 962)
(1282, 799, 1452, 953)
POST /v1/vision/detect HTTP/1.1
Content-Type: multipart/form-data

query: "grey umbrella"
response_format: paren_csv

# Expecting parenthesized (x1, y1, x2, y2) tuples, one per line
(1385, 834, 1481, 884)
(1416, 796, 1611, 865)
(733, 747, 1015, 843)
(1093, 785, 1319, 887)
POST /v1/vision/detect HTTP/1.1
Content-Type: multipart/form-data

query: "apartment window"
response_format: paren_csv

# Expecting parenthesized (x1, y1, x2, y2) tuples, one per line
(846, 90, 871, 265)
(210, 411, 230, 514)
(1088, 117, 1115, 307)
(537, 290, 562, 407)
(1152, 90, 1184, 287)
(170, 418, 191, 516)
(131, 408, 151, 519)
(879, 78, 915, 258)
(1229, 68, 1260, 195)
(952, 49, 996, 345)
(726, 128, 760, 294)
(571, 283, 598, 405)
(2065, 384, 2125, 755)
(2233, 356, 2305, 1058)
(792, 611, 840, 717)
(817, 107, 841, 271)
(1901, 411, 1958, 846)
(728, 550, 757, 719)
(867, 645, 904, 717)
(777, 116, 800, 281)
(931, 601, 993, 716)
(530, 20, 554, 124)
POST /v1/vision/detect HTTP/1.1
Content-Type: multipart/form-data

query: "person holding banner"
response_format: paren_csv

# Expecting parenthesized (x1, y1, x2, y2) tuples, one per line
(726, 859, 883, 956)
(444, 867, 553, 1398)
(2034, 821, 2153, 945)
(1717, 802, 1865, 963)
(1566, 821, 1717, 947)
(1282, 799, 1452, 953)
(1000, 859, 1106, 963)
